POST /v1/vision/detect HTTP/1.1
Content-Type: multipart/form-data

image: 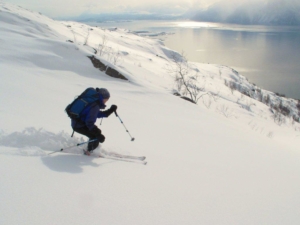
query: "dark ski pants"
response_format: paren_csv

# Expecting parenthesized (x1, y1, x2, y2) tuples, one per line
(73, 126, 99, 151)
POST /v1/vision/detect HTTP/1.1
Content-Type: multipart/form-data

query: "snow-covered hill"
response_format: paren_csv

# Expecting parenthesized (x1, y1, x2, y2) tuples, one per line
(192, 0, 300, 25)
(1, 2, 300, 225)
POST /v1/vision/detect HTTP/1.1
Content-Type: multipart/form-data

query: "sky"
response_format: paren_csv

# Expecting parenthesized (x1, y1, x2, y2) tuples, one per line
(3, 0, 298, 18)
(3, 0, 217, 18)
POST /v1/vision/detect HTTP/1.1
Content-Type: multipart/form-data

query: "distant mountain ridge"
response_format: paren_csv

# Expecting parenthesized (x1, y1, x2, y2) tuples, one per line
(64, 12, 181, 22)
(192, 0, 300, 25)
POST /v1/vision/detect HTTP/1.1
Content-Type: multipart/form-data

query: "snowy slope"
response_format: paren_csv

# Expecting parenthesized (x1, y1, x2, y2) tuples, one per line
(1, 2, 300, 225)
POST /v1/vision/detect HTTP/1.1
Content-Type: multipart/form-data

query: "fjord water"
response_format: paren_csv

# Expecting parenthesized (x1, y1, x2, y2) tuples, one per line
(89, 21, 300, 99)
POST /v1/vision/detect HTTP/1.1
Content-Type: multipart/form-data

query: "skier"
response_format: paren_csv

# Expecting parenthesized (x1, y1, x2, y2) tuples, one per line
(71, 88, 117, 155)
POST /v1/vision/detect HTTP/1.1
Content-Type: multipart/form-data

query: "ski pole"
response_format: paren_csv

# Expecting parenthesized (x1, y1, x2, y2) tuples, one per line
(114, 111, 135, 141)
(48, 139, 98, 155)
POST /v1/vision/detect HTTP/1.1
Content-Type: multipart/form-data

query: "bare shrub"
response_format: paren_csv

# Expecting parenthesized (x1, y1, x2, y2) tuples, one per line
(256, 88, 263, 102)
(275, 92, 286, 97)
(167, 52, 203, 104)
(111, 50, 123, 66)
(228, 81, 237, 94)
(293, 115, 300, 123)
(263, 94, 271, 106)
(71, 30, 77, 44)
(297, 100, 300, 111)
(239, 100, 255, 112)
(217, 105, 235, 118)
(272, 111, 286, 126)
(278, 101, 291, 116)
(224, 80, 239, 94)
(295, 100, 300, 122)
(202, 95, 212, 109)
(84, 28, 91, 46)
(97, 34, 108, 56)
(267, 132, 274, 138)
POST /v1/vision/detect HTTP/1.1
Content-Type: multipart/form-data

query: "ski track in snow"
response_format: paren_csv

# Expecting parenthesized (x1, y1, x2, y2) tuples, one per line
(0, 127, 83, 151)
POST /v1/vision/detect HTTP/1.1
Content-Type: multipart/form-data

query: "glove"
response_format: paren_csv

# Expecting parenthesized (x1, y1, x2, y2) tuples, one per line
(110, 105, 117, 112)
(103, 105, 118, 117)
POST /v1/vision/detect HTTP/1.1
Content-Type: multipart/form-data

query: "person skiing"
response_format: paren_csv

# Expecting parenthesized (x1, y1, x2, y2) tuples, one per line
(71, 88, 117, 155)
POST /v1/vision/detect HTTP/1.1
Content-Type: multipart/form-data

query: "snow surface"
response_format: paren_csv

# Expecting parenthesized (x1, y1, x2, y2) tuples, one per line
(1, 2, 300, 225)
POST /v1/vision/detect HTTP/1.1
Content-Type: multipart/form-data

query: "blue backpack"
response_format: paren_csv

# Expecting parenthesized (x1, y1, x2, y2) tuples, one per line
(65, 87, 100, 120)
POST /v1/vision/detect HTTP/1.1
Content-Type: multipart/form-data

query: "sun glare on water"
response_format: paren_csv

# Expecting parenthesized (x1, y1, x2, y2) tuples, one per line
(175, 21, 218, 28)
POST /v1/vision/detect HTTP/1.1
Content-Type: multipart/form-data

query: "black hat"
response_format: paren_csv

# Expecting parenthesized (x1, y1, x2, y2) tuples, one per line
(96, 88, 110, 99)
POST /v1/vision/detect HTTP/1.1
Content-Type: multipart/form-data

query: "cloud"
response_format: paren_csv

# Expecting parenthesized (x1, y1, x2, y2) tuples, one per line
(5, 0, 196, 17)
(6, 0, 299, 18)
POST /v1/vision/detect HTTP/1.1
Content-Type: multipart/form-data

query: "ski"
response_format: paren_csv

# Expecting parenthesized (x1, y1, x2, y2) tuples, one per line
(83, 150, 147, 165)
(99, 154, 147, 165)
(101, 150, 146, 161)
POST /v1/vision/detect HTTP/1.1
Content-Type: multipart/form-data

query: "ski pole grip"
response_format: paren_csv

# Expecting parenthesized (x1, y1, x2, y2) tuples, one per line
(114, 111, 118, 117)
